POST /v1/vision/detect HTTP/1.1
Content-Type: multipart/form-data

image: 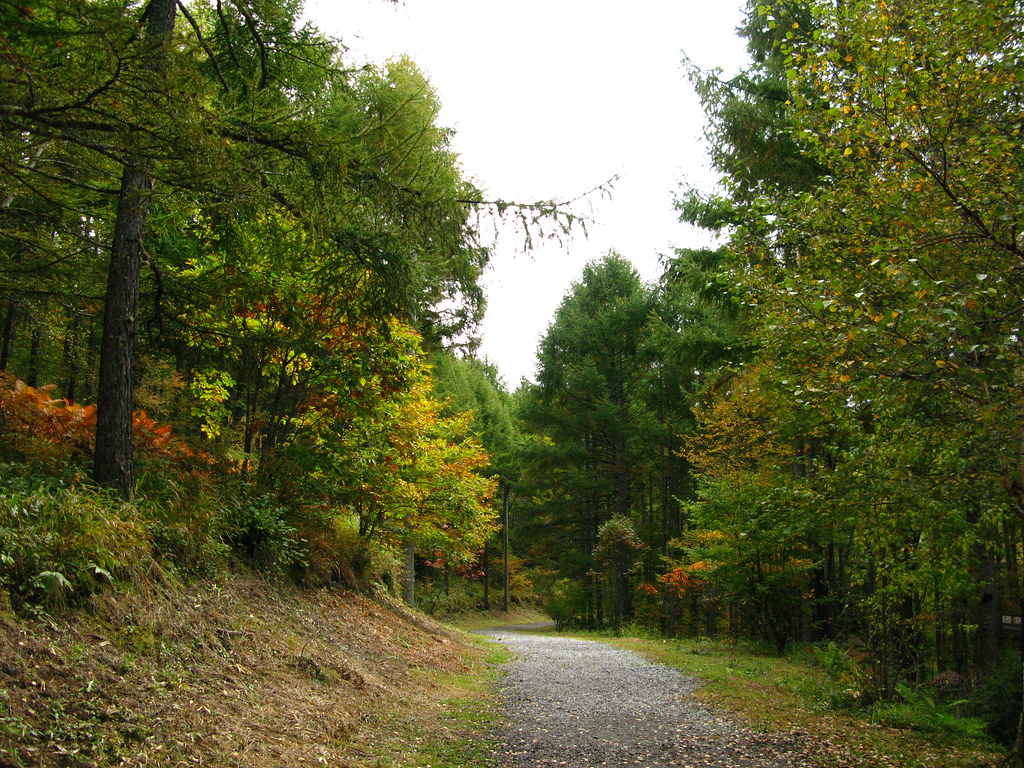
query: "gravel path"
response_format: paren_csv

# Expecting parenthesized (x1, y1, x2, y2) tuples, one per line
(478, 627, 821, 768)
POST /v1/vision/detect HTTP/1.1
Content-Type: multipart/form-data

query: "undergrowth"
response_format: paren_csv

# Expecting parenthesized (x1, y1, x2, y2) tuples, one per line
(0, 463, 151, 608)
(806, 639, 1021, 748)
(0, 458, 386, 611)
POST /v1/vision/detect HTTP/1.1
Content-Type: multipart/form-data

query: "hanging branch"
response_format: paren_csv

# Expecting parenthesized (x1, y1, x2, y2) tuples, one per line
(176, 0, 232, 94)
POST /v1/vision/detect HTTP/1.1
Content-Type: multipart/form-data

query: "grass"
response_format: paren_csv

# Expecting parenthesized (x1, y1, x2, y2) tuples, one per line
(0, 573, 518, 768)
(366, 633, 511, 768)
(443, 605, 552, 632)
(538, 628, 1008, 768)
(417, 638, 511, 768)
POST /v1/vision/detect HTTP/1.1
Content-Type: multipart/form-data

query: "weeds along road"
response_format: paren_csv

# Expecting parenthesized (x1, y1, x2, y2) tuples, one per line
(478, 628, 821, 768)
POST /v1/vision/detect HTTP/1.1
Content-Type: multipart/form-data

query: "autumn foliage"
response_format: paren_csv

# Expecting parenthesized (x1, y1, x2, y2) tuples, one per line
(0, 371, 203, 466)
(0, 373, 96, 457)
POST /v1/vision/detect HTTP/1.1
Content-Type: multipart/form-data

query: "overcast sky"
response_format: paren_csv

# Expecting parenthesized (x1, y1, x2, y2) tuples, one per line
(305, 0, 751, 386)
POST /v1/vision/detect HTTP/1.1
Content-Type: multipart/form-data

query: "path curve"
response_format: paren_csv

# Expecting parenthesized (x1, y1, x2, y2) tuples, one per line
(479, 627, 820, 768)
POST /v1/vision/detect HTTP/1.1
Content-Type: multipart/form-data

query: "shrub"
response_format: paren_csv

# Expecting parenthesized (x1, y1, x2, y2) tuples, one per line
(300, 510, 368, 587)
(870, 682, 987, 743)
(0, 372, 211, 472)
(968, 649, 1022, 747)
(0, 374, 94, 462)
(138, 471, 229, 575)
(217, 494, 307, 573)
(805, 640, 873, 711)
(544, 578, 586, 629)
(420, 573, 482, 617)
(0, 463, 150, 607)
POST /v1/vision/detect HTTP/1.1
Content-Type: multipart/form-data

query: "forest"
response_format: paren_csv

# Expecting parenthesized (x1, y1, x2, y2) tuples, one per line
(0, 0, 1021, 762)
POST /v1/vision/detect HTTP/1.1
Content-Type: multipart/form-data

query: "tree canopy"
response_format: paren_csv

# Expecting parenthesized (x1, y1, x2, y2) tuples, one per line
(0, 0, 501, 603)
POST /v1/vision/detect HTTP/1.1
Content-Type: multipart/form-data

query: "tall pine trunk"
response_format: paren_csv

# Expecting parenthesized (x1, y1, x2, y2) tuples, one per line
(94, 160, 151, 497)
(92, 0, 177, 498)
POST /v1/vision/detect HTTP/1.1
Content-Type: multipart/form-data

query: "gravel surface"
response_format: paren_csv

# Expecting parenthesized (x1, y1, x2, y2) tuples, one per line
(478, 627, 822, 768)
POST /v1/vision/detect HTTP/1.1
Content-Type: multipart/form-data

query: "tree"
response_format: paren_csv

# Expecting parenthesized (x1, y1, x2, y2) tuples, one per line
(1, 0, 500, 499)
(532, 253, 658, 517)
(515, 253, 662, 626)
(93, 0, 178, 498)
(429, 352, 517, 470)
(593, 516, 647, 631)
(428, 352, 520, 606)
(778, 0, 1023, 744)
(677, 0, 1023, 745)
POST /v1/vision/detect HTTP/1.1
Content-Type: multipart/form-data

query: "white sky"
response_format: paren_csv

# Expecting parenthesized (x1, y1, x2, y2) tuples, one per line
(305, 0, 751, 387)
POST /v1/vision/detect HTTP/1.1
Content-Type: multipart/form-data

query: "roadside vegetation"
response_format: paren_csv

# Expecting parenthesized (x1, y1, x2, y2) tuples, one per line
(550, 626, 1008, 768)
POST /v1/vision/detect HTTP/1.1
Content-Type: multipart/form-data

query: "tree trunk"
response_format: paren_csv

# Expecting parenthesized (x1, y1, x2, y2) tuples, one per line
(502, 482, 510, 611)
(0, 302, 15, 371)
(1009, 592, 1024, 767)
(1007, 713, 1023, 768)
(613, 430, 630, 518)
(402, 536, 416, 607)
(93, 158, 151, 498)
(92, 0, 177, 499)
(975, 546, 1001, 671)
(63, 308, 80, 402)
(482, 541, 490, 611)
(26, 319, 41, 387)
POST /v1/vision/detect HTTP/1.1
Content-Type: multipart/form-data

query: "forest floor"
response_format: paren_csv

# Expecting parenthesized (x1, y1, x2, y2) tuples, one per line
(0, 572, 503, 767)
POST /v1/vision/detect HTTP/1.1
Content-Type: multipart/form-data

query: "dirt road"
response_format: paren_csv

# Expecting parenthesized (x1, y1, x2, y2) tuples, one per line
(479, 628, 820, 768)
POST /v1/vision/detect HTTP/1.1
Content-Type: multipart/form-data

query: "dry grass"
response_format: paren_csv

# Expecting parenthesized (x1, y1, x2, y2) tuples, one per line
(443, 605, 551, 632)
(0, 571, 494, 767)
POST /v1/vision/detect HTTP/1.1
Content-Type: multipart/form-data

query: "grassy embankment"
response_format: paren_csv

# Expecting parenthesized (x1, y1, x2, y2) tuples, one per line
(0, 574, 515, 768)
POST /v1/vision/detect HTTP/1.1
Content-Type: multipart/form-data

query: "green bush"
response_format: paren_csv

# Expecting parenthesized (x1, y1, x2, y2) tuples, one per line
(301, 511, 382, 588)
(870, 682, 988, 743)
(137, 471, 229, 575)
(420, 573, 483, 616)
(806, 640, 868, 710)
(544, 578, 586, 629)
(217, 493, 307, 573)
(0, 463, 150, 607)
(968, 649, 1022, 747)
(809, 640, 858, 677)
